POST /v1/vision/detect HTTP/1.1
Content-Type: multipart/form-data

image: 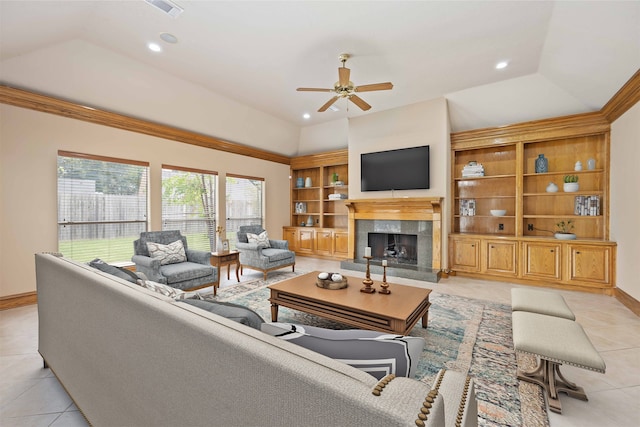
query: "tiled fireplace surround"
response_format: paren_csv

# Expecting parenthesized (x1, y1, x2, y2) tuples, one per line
(340, 198, 442, 282)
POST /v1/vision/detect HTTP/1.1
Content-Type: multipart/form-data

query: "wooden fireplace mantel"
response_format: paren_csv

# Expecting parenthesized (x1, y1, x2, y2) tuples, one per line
(344, 198, 443, 270)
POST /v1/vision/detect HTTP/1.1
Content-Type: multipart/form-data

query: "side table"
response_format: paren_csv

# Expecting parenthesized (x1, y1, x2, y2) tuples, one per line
(210, 250, 240, 295)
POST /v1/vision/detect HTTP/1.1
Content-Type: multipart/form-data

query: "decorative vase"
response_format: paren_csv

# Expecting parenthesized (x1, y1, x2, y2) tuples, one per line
(306, 215, 313, 226)
(296, 177, 304, 188)
(563, 182, 579, 192)
(546, 182, 558, 193)
(575, 161, 582, 171)
(587, 158, 596, 170)
(535, 154, 548, 173)
(304, 177, 312, 188)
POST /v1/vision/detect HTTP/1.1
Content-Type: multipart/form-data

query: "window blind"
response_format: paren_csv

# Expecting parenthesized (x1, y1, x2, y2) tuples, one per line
(225, 174, 264, 249)
(162, 165, 218, 252)
(57, 151, 148, 263)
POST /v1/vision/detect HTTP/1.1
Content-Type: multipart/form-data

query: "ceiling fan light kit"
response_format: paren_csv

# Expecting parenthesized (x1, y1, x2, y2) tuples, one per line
(297, 53, 393, 112)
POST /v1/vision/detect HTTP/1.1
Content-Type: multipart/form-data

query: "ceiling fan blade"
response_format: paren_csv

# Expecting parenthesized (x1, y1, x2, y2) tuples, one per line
(354, 82, 394, 92)
(338, 67, 351, 87)
(318, 96, 339, 112)
(297, 87, 333, 92)
(349, 95, 371, 111)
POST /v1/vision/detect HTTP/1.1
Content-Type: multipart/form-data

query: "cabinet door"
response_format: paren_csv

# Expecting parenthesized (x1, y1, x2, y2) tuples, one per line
(450, 237, 481, 272)
(485, 240, 517, 275)
(568, 244, 612, 286)
(521, 242, 561, 281)
(333, 231, 349, 257)
(282, 227, 298, 252)
(297, 229, 315, 253)
(316, 229, 333, 255)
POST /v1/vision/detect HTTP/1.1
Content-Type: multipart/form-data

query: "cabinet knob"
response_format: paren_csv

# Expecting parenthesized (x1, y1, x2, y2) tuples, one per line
(471, 244, 475, 247)
(550, 250, 554, 253)
(576, 251, 581, 254)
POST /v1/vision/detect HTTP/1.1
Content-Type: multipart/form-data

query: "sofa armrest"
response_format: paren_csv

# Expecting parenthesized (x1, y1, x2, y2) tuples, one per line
(269, 239, 289, 250)
(186, 249, 212, 265)
(131, 255, 164, 283)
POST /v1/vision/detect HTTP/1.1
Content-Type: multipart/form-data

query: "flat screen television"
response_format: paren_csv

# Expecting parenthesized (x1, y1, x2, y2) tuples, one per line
(361, 145, 430, 191)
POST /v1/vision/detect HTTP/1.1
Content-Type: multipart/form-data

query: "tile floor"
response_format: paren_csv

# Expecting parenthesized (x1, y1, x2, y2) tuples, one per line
(1, 256, 639, 426)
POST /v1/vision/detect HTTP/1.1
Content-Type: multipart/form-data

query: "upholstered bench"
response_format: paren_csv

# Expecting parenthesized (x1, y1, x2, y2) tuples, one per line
(512, 311, 606, 413)
(511, 288, 575, 320)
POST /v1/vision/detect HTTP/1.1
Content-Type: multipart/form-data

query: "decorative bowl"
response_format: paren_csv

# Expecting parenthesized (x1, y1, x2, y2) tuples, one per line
(316, 277, 348, 290)
(490, 209, 507, 216)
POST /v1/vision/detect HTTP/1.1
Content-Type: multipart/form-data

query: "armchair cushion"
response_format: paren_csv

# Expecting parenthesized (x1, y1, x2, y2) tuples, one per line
(261, 248, 294, 262)
(161, 262, 215, 285)
(147, 240, 187, 265)
(247, 231, 271, 248)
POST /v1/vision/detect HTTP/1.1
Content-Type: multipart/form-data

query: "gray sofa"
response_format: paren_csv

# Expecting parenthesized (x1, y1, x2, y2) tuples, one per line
(35, 253, 477, 427)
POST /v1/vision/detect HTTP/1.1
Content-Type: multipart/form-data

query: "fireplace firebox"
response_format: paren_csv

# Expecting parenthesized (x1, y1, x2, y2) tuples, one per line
(368, 233, 418, 265)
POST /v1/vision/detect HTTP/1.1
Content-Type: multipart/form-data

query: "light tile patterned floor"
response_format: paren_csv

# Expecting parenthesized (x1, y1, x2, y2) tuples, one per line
(1, 256, 639, 426)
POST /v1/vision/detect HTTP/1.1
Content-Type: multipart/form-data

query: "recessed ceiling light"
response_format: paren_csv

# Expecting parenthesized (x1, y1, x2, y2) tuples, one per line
(495, 61, 508, 70)
(148, 42, 162, 52)
(160, 32, 178, 44)
(303, 113, 311, 119)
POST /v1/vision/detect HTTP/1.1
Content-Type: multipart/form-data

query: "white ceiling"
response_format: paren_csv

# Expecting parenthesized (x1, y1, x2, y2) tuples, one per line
(1, 1, 639, 134)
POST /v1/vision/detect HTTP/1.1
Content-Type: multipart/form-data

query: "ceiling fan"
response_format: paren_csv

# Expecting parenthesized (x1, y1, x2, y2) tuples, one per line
(297, 53, 393, 112)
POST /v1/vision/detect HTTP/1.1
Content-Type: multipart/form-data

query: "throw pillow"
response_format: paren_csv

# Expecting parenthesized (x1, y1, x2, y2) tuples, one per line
(88, 258, 138, 283)
(177, 299, 265, 330)
(261, 322, 424, 380)
(246, 231, 271, 248)
(146, 240, 187, 265)
(137, 279, 189, 300)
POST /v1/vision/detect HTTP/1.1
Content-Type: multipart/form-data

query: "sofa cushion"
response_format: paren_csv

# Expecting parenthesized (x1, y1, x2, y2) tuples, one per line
(147, 240, 187, 265)
(261, 248, 293, 263)
(261, 322, 424, 380)
(160, 262, 215, 284)
(247, 231, 271, 248)
(178, 299, 264, 330)
(137, 279, 190, 299)
(88, 258, 138, 283)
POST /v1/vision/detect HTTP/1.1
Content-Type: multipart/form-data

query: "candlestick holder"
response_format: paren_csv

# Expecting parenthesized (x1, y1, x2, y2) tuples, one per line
(379, 265, 390, 294)
(361, 255, 375, 293)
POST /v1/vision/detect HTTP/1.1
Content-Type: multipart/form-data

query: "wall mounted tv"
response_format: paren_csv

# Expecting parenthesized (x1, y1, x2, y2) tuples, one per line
(361, 145, 430, 192)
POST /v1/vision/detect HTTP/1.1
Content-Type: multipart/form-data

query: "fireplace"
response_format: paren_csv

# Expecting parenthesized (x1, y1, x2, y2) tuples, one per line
(340, 198, 442, 283)
(368, 232, 418, 265)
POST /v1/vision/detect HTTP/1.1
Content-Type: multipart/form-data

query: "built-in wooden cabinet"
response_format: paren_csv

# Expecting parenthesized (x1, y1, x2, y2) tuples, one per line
(449, 113, 616, 294)
(284, 149, 349, 259)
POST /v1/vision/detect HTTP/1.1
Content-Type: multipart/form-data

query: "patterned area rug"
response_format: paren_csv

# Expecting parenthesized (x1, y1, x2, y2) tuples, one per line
(203, 271, 549, 427)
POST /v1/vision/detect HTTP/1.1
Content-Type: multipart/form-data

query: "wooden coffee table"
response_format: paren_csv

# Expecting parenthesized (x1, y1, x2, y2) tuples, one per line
(268, 271, 431, 335)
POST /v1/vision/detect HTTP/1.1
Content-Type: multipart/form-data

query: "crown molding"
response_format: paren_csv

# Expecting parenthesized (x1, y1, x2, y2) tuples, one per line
(0, 85, 291, 165)
(601, 69, 640, 123)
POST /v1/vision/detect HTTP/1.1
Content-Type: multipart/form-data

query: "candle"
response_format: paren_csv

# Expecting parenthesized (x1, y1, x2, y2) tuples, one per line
(382, 260, 387, 267)
(364, 247, 371, 257)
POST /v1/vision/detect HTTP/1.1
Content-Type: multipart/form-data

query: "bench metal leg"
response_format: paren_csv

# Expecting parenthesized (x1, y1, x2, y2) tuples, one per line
(518, 358, 588, 414)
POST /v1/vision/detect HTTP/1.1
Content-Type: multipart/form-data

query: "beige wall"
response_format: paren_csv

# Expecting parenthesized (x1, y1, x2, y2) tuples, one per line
(0, 105, 290, 298)
(610, 101, 640, 301)
(347, 97, 450, 263)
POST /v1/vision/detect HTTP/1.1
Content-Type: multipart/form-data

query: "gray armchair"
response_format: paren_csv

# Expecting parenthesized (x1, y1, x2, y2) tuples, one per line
(235, 225, 295, 280)
(132, 230, 218, 293)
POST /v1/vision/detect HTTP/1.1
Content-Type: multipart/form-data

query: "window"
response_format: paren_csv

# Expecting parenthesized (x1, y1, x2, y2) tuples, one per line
(226, 174, 264, 248)
(57, 151, 148, 263)
(162, 165, 218, 252)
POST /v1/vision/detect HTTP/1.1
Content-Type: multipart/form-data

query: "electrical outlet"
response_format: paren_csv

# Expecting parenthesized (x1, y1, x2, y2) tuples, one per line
(498, 223, 504, 231)
(528, 223, 534, 231)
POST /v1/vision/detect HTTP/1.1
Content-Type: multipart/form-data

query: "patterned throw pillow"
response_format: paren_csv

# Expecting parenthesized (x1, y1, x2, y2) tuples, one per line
(246, 231, 271, 248)
(136, 279, 189, 299)
(146, 240, 187, 265)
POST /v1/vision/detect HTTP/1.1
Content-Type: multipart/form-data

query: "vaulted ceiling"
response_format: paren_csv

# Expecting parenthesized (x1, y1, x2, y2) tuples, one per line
(1, 1, 639, 136)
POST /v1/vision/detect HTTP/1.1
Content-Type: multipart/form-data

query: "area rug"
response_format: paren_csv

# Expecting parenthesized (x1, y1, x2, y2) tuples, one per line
(204, 271, 549, 427)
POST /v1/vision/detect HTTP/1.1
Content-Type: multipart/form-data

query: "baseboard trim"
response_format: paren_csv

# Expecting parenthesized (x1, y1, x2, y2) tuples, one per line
(614, 288, 640, 317)
(0, 291, 37, 310)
